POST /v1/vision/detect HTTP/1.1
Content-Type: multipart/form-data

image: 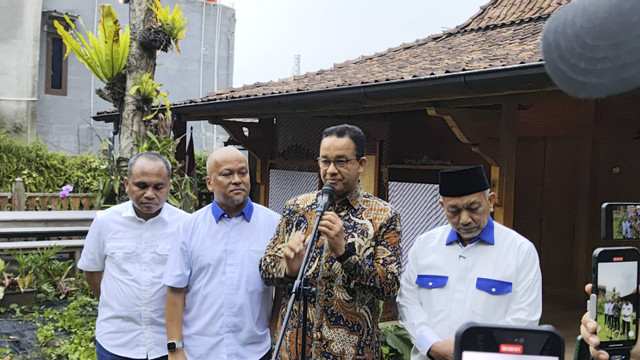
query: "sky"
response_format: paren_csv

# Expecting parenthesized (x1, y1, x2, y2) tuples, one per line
(228, 0, 490, 88)
(599, 261, 638, 297)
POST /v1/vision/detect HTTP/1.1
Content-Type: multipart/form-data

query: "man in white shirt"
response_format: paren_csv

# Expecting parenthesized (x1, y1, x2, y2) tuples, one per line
(397, 165, 542, 360)
(163, 146, 280, 360)
(621, 301, 633, 337)
(78, 152, 188, 360)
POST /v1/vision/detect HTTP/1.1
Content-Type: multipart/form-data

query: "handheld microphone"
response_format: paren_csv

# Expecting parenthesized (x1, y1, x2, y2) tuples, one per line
(271, 182, 336, 360)
(317, 184, 335, 213)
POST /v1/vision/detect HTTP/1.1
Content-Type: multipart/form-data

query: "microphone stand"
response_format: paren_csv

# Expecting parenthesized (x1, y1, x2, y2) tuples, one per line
(271, 198, 330, 360)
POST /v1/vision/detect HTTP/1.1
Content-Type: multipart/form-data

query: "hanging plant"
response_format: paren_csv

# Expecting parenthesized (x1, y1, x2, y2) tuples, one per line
(148, 0, 189, 53)
(54, 4, 129, 107)
(128, 73, 171, 121)
(139, 27, 172, 53)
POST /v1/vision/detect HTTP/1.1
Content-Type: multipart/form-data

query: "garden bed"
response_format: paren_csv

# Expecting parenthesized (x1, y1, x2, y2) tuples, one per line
(0, 296, 98, 359)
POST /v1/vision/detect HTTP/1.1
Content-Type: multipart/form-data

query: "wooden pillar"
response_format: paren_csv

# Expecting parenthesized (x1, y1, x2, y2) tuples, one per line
(255, 119, 275, 206)
(496, 103, 518, 227)
(173, 114, 187, 172)
(573, 100, 596, 299)
(12, 178, 25, 211)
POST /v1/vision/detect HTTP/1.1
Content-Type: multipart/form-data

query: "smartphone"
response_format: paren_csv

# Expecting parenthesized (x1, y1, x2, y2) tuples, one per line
(453, 323, 564, 360)
(601, 203, 640, 240)
(592, 247, 640, 351)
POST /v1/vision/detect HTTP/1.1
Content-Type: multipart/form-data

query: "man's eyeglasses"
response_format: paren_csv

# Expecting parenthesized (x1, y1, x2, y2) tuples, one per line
(317, 157, 357, 169)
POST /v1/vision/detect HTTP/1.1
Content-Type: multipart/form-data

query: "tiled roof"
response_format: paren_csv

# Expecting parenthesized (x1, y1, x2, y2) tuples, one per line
(179, 0, 570, 105)
(459, 0, 568, 30)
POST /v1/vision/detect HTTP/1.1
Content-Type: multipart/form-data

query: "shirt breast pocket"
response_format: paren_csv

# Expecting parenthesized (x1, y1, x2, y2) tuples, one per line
(104, 242, 136, 272)
(416, 274, 449, 314)
(153, 243, 171, 265)
(472, 277, 512, 322)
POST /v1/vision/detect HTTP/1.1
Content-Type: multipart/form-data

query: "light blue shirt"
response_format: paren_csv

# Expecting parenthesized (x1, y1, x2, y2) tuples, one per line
(163, 199, 280, 360)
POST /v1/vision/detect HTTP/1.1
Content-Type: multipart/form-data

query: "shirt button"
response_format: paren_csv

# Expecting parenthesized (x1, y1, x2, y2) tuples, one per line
(428, 282, 433, 286)
(491, 288, 496, 293)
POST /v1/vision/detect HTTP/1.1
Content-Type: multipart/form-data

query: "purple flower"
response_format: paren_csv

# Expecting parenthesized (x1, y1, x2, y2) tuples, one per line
(59, 184, 73, 198)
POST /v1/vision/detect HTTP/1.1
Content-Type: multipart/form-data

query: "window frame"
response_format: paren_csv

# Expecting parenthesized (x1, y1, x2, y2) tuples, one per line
(44, 31, 68, 96)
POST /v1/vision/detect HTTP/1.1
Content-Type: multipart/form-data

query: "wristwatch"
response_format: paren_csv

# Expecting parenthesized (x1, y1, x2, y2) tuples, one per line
(167, 341, 183, 352)
(336, 242, 356, 263)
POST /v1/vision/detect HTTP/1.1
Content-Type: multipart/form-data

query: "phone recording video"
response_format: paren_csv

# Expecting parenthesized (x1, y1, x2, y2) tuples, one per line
(602, 203, 640, 241)
(461, 352, 558, 360)
(592, 247, 640, 350)
(454, 323, 564, 360)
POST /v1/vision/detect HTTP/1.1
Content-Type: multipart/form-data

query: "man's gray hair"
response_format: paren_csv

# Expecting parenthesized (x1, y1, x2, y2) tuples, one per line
(127, 152, 172, 179)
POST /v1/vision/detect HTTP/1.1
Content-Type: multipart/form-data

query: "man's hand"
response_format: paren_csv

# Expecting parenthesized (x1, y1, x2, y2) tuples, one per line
(428, 340, 454, 360)
(283, 231, 308, 277)
(84, 271, 103, 299)
(581, 284, 640, 360)
(168, 349, 187, 360)
(318, 211, 345, 257)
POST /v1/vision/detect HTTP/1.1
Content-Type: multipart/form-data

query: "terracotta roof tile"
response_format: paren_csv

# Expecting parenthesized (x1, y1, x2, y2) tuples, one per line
(173, 0, 571, 106)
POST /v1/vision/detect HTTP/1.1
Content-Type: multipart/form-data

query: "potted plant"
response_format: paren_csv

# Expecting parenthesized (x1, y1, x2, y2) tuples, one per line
(0, 258, 36, 308)
(10, 246, 78, 302)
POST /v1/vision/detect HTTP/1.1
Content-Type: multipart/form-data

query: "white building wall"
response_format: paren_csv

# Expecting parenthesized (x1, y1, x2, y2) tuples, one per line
(0, 0, 43, 143)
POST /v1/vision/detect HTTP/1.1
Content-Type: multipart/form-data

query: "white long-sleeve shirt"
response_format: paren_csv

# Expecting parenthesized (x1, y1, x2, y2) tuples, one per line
(397, 218, 542, 360)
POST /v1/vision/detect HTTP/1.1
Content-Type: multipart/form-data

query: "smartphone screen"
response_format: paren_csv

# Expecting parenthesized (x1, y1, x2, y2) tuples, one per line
(593, 247, 640, 350)
(596, 260, 638, 342)
(462, 352, 558, 360)
(601, 203, 640, 240)
(611, 204, 640, 240)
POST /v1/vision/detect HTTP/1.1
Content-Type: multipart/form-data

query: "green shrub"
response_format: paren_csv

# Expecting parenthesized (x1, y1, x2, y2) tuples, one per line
(380, 323, 413, 360)
(0, 131, 104, 194)
(0, 131, 210, 208)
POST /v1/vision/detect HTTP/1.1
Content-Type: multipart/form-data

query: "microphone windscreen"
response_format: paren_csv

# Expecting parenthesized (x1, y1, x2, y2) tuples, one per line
(321, 184, 335, 198)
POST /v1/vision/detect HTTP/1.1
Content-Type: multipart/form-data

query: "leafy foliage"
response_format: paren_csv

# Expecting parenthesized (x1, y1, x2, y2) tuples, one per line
(380, 324, 413, 360)
(10, 247, 77, 302)
(0, 254, 97, 359)
(0, 130, 209, 210)
(128, 73, 171, 121)
(195, 150, 208, 198)
(32, 293, 98, 360)
(136, 131, 197, 212)
(149, 0, 189, 53)
(0, 131, 105, 194)
(54, 5, 129, 84)
(0, 258, 34, 301)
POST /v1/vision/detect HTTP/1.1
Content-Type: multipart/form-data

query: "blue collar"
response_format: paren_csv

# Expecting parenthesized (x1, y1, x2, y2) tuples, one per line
(210, 198, 254, 223)
(446, 217, 495, 245)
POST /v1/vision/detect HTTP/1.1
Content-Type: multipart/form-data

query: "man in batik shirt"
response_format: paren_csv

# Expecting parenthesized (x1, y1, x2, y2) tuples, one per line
(260, 124, 402, 360)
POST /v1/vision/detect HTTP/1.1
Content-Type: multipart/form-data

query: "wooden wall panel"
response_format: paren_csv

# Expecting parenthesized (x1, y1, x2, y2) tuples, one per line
(514, 137, 546, 252)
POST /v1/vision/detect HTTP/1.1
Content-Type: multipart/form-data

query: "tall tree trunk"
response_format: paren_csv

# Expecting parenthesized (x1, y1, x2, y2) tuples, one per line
(120, 0, 156, 160)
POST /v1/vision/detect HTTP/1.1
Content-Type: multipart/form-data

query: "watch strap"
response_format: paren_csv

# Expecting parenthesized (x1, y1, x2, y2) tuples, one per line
(336, 242, 356, 263)
(167, 340, 183, 351)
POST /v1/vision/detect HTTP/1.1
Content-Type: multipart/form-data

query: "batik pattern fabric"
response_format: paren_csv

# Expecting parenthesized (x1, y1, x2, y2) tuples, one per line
(260, 184, 402, 360)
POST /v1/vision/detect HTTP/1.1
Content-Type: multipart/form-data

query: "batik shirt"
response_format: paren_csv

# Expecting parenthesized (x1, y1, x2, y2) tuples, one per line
(260, 183, 402, 360)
